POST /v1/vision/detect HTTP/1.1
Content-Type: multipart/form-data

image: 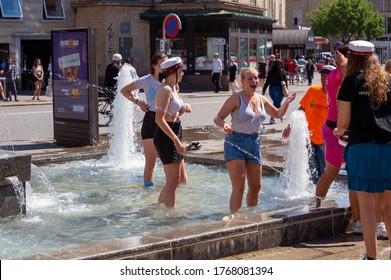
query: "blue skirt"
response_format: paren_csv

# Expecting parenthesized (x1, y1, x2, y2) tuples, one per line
(345, 143, 391, 193)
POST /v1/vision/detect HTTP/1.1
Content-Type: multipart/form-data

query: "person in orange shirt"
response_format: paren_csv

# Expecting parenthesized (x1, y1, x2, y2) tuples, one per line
(282, 65, 335, 184)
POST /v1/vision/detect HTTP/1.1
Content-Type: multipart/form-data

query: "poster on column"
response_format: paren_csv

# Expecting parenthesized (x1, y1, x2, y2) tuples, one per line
(51, 28, 98, 147)
(52, 29, 89, 120)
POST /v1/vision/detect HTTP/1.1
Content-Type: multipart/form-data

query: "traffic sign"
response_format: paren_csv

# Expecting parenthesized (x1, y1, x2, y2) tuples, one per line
(163, 13, 181, 40)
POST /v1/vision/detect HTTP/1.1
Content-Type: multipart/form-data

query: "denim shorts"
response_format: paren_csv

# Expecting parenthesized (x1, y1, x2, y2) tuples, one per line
(224, 131, 261, 164)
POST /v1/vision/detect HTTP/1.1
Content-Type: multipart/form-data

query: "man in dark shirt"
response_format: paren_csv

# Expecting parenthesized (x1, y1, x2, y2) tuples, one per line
(104, 53, 122, 89)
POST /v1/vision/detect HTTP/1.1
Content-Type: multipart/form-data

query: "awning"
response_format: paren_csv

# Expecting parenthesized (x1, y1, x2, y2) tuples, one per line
(140, 8, 276, 23)
(272, 29, 316, 50)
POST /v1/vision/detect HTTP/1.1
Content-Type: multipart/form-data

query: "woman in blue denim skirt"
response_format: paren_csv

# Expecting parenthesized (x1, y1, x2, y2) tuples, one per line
(214, 67, 296, 213)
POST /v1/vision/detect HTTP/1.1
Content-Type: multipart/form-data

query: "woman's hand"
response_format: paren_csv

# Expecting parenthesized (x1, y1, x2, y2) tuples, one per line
(333, 127, 344, 138)
(223, 123, 233, 134)
(183, 103, 192, 113)
(285, 92, 297, 103)
(174, 138, 186, 155)
(282, 125, 291, 138)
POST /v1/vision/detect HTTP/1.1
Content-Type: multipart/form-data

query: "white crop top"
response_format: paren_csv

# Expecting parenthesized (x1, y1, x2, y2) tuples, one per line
(167, 96, 184, 117)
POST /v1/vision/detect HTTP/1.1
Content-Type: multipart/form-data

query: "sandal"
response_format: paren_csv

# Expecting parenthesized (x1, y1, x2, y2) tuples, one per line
(186, 142, 201, 151)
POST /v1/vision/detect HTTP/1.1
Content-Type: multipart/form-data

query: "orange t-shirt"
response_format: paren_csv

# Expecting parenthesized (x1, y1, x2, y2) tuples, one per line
(299, 85, 328, 145)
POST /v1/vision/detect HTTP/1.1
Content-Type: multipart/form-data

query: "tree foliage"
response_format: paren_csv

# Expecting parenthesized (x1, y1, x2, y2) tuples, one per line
(308, 0, 384, 41)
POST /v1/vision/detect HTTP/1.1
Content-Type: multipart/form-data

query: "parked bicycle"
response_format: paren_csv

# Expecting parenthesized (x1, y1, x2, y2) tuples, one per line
(98, 87, 116, 127)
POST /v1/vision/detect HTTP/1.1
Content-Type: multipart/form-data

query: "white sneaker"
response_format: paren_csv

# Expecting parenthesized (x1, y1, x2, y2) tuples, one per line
(352, 220, 363, 234)
(376, 222, 388, 239)
(361, 253, 378, 260)
(270, 117, 276, 124)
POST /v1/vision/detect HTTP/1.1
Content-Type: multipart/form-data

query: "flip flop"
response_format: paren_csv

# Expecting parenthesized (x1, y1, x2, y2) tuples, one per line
(186, 142, 201, 151)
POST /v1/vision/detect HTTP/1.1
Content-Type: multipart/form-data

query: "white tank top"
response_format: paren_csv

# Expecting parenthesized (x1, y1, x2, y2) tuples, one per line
(231, 93, 266, 134)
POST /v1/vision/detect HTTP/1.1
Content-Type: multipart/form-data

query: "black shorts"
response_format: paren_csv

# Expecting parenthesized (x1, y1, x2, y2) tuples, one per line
(141, 111, 157, 140)
(154, 121, 183, 165)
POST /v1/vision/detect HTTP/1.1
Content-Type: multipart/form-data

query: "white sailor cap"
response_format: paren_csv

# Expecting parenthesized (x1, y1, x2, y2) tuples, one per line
(112, 53, 122, 61)
(319, 65, 336, 74)
(348, 40, 374, 56)
(160, 57, 183, 72)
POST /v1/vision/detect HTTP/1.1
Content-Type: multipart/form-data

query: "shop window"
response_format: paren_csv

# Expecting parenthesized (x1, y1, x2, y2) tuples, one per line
(240, 37, 249, 68)
(0, 0, 22, 18)
(249, 38, 257, 68)
(0, 44, 9, 71)
(43, 0, 65, 20)
(387, 17, 391, 34)
(119, 37, 133, 63)
(257, 38, 266, 59)
(167, 37, 187, 70)
(195, 37, 207, 71)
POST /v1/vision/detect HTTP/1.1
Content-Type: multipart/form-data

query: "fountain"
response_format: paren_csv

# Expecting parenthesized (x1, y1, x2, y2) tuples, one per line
(0, 152, 31, 217)
(0, 66, 352, 260)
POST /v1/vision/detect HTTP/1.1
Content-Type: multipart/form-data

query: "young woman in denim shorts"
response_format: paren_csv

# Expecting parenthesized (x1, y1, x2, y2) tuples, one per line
(121, 52, 167, 187)
(214, 67, 296, 213)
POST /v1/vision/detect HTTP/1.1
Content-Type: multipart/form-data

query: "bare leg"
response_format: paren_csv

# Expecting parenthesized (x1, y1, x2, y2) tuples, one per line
(357, 191, 377, 259)
(245, 163, 261, 208)
(349, 190, 360, 222)
(226, 159, 246, 213)
(179, 159, 188, 184)
(142, 139, 157, 185)
(315, 160, 340, 198)
(379, 190, 391, 248)
(158, 162, 181, 208)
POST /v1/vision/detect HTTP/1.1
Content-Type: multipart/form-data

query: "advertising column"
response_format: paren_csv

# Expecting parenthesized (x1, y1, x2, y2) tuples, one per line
(51, 28, 98, 146)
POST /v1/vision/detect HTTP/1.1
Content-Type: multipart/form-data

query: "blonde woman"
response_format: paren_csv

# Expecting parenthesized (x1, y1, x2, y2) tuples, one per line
(214, 67, 296, 213)
(32, 58, 43, 100)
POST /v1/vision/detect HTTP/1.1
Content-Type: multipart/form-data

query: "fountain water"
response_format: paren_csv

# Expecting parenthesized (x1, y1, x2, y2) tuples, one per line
(0, 68, 350, 259)
(106, 63, 142, 168)
(280, 110, 312, 198)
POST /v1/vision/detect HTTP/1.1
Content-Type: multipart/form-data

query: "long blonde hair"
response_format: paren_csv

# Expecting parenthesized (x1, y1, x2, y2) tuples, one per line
(346, 54, 389, 104)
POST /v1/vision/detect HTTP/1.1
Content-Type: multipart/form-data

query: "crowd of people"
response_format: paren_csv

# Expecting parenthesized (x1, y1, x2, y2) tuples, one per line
(0, 55, 54, 102)
(4, 43, 389, 260)
(113, 44, 391, 259)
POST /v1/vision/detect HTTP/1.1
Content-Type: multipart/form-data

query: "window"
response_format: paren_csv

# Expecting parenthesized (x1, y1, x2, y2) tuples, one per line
(119, 37, 133, 63)
(250, 0, 256, 5)
(0, 0, 22, 18)
(43, 0, 65, 19)
(293, 10, 302, 26)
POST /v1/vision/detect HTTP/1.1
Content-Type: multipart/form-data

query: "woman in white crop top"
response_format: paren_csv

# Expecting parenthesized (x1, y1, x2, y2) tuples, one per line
(214, 67, 296, 213)
(154, 57, 192, 208)
(121, 52, 168, 188)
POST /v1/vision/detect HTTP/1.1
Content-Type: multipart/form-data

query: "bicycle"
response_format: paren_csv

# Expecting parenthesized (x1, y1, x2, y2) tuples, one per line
(98, 87, 116, 127)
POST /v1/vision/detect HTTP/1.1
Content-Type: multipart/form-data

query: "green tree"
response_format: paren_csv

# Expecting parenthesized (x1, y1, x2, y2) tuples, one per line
(308, 0, 384, 42)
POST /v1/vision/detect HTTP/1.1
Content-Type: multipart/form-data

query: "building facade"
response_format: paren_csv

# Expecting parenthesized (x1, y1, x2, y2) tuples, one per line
(0, 0, 75, 90)
(0, 0, 287, 90)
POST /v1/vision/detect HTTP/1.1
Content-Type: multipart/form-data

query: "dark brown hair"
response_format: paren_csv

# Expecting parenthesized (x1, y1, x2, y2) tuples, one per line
(151, 52, 168, 74)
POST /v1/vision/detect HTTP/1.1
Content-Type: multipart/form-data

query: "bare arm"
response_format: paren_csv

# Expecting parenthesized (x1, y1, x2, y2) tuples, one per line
(334, 100, 351, 138)
(263, 92, 297, 119)
(121, 81, 148, 112)
(214, 94, 240, 134)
